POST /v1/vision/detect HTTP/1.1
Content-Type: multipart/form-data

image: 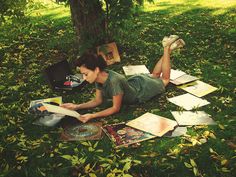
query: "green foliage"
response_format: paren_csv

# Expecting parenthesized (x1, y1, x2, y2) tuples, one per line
(0, 0, 27, 23)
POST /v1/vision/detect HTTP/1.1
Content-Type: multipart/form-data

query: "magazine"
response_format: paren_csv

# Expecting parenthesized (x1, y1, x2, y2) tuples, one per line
(167, 93, 210, 110)
(97, 42, 120, 65)
(102, 122, 156, 148)
(178, 80, 218, 97)
(122, 65, 150, 76)
(61, 122, 103, 141)
(126, 112, 177, 136)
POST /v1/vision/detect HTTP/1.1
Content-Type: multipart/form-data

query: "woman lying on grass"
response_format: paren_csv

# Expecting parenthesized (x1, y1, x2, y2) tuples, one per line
(61, 35, 185, 123)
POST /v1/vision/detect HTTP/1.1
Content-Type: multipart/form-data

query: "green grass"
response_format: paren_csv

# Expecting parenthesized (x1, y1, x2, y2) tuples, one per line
(0, 0, 236, 176)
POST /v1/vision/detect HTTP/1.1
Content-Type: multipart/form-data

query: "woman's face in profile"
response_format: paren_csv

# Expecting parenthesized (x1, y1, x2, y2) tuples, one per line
(79, 66, 98, 84)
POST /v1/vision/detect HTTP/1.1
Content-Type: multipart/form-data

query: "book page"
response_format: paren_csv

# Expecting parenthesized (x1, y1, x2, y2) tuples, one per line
(167, 93, 210, 110)
(178, 80, 218, 97)
(122, 65, 150, 76)
(171, 111, 216, 125)
(42, 103, 80, 119)
(126, 112, 177, 136)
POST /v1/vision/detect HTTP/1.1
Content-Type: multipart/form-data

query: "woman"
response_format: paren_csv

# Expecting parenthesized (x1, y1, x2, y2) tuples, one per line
(61, 36, 185, 123)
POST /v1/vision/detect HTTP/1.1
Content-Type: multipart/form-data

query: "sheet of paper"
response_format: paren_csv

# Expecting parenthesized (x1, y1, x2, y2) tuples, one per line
(122, 65, 150, 76)
(126, 112, 177, 136)
(171, 111, 216, 125)
(178, 80, 218, 97)
(170, 69, 186, 80)
(167, 93, 210, 110)
(42, 103, 80, 119)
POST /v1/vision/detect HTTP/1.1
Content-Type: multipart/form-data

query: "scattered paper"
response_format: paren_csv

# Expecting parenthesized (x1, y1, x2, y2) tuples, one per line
(122, 65, 150, 76)
(178, 80, 218, 97)
(167, 93, 210, 110)
(126, 112, 177, 136)
(171, 111, 216, 125)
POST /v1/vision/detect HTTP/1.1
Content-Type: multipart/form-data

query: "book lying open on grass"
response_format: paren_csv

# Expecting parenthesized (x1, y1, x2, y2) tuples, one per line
(102, 122, 156, 148)
(122, 65, 150, 76)
(167, 93, 210, 110)
(97, 42, 120, 65)
(171, 111, 216, 126)
(126, 112, 177, 136)
(42, 103, 81, 120)
(61, 122, 103, 141)
(178, 80, 218, 97)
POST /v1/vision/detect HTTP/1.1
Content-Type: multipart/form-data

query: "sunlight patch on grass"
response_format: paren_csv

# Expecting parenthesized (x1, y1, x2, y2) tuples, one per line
(29, 1, 70, 20)
(144, 0, 236, 12)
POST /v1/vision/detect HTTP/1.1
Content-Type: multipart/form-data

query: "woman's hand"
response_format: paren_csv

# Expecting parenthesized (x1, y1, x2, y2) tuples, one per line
(79, 113, 95, 123)
(60, 103, 79, 110)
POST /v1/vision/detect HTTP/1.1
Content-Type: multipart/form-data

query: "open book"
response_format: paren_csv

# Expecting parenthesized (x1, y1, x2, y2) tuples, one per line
(126, 112, 177, 136)
(42, 103, 81, 120)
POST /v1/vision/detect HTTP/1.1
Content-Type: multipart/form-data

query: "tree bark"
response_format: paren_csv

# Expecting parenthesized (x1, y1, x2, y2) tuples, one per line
(69, 0, 106, 49)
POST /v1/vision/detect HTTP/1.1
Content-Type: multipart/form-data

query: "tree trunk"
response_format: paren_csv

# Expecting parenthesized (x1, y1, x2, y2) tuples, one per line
(69, 0, 106, 50)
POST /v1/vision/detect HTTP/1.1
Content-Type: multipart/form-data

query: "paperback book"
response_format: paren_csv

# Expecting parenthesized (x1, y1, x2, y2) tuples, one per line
(102, 122, 156, 148)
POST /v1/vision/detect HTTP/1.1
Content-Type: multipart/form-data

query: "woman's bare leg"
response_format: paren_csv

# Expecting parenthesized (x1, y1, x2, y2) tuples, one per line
(152, 46, 171, 86)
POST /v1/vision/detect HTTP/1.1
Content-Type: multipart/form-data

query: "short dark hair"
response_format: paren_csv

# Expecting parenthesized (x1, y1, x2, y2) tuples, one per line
(75, 53, 107, 71)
